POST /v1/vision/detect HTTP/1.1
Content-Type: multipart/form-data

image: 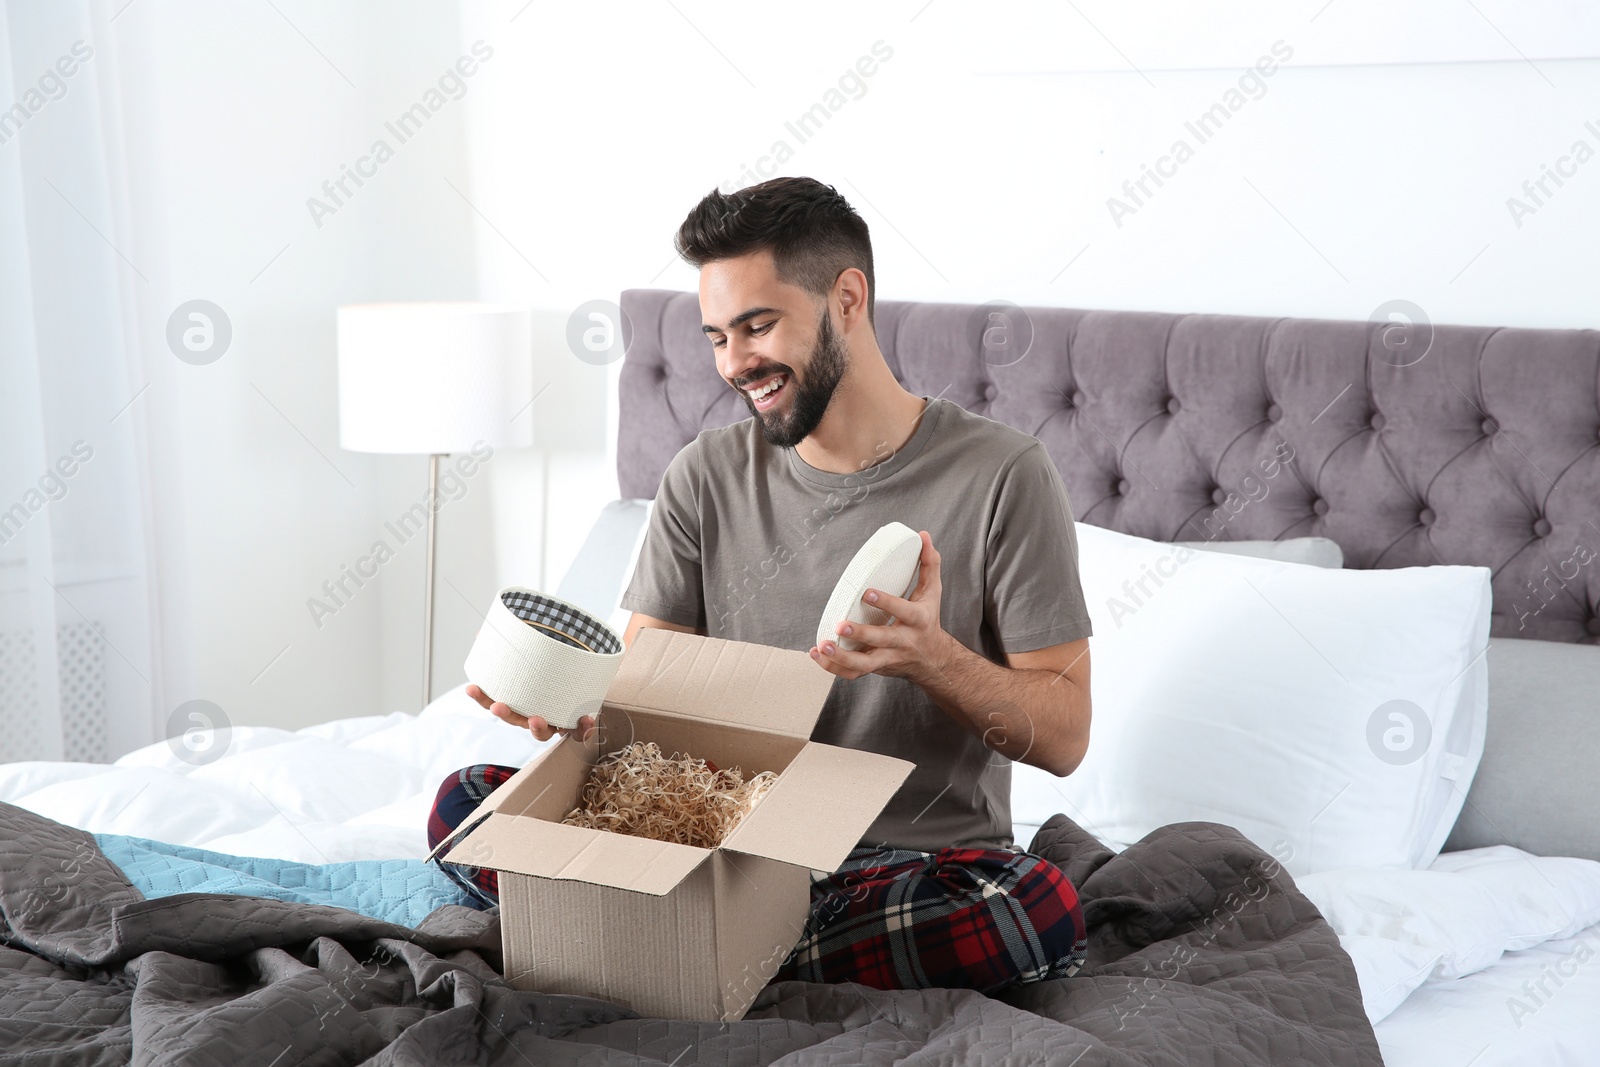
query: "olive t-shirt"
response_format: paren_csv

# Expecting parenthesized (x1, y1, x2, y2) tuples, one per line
(618, 396, 1093, 853)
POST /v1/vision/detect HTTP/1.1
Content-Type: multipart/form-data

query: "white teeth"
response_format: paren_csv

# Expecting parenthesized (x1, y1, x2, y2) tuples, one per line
(749, 375, 785, 400)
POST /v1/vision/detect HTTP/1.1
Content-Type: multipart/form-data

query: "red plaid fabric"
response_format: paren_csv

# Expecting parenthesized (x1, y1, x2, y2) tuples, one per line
(429, 767, 1088, 993)
(772, 846, 1088, 993)
(427, 763, 517, 906)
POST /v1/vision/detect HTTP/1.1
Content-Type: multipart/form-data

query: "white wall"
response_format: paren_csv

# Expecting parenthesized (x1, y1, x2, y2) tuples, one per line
(101, 0, 494, 736)
(458, 0, 1599, 333)
(100, 1, 651, 741)
(43, 0, 1598, 747)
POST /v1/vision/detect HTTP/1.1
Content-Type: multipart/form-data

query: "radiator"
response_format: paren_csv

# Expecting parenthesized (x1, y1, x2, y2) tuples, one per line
(0, 620, 108, 763)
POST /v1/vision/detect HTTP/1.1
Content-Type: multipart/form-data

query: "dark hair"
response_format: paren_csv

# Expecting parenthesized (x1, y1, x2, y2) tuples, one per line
(675, 177, 876, 328)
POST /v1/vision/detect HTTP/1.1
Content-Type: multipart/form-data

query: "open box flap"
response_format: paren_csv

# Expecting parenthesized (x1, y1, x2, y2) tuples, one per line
(444, 812, 713, 896)
(722, 742, 915, 873)
(605, 629, 836, 738)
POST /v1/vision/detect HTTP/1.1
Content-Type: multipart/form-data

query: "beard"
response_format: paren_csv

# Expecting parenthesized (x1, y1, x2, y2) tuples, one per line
(739, 308, 848, 449)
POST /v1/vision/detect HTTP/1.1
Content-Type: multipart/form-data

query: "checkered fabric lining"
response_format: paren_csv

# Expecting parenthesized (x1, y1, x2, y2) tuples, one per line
(499, 591, 621, 654)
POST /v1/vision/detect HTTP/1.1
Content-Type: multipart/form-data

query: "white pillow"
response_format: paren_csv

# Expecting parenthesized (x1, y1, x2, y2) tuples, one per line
(1013, 521, 1491, 877)
(1174, 535, 1344, 568)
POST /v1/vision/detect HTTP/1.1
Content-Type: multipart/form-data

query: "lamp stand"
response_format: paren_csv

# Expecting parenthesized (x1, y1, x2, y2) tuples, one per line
(422, 453, 441, 709)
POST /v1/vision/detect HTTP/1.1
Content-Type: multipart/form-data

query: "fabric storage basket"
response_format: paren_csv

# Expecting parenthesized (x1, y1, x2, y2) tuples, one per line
(462, 588, 626, 729)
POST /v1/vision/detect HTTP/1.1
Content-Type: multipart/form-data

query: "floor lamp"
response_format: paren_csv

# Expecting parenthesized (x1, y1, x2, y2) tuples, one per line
(336, 303, 534, 708)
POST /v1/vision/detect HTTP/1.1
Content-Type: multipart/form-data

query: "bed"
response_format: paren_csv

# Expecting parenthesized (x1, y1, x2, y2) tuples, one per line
(614, 289, 1600, 1064)
(3, 290, 1598, 1065)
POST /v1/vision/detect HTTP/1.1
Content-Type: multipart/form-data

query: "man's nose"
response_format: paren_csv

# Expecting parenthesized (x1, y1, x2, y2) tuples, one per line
(721, 341, 765, 384)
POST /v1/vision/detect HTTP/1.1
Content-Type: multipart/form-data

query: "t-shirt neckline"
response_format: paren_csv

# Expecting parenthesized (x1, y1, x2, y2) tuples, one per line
(785, 396, 946, 489)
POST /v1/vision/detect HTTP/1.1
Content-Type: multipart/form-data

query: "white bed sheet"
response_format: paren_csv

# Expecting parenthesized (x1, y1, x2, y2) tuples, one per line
(5, 696, 1600, 1066)
(1299, 846, 1600, 1066)
(1374, 921, 1600, 1067)
(0, 684, 548, 863)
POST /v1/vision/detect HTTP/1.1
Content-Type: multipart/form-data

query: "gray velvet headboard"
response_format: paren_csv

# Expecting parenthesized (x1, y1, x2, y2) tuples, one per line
(618, 289, 1600, 645)
(614, 288, 1600, 861)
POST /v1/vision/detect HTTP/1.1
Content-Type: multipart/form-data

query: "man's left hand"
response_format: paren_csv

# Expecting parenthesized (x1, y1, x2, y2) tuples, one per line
(810, 530, 956, 685)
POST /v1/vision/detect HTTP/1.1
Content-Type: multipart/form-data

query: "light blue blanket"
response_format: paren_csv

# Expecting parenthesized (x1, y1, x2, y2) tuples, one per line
(95, 833, 482, 927)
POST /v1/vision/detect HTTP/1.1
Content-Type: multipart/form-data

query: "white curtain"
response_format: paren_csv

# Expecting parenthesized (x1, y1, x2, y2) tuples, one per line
(0, 1, 157, 762)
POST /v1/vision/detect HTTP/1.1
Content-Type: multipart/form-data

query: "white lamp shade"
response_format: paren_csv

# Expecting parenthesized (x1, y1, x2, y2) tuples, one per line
(337, 302, 535, 454)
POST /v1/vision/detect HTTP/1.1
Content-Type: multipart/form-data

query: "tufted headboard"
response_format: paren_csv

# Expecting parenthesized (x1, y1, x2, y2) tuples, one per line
(617, 289, 1600, 645)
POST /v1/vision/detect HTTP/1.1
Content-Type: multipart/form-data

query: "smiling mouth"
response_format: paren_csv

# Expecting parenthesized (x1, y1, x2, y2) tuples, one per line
(743, 373, 788, 411)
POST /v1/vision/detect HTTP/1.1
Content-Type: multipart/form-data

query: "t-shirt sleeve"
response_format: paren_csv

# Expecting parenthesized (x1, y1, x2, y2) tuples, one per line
(617, 440, 707, 630)
(983, 443, 1093, 654)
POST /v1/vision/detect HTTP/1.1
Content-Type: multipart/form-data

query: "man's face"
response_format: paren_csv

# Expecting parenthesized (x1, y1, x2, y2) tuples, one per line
(700, 251, 847, 449)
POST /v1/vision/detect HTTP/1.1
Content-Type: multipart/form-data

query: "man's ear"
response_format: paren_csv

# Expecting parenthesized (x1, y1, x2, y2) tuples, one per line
(834, 267, 870, 331)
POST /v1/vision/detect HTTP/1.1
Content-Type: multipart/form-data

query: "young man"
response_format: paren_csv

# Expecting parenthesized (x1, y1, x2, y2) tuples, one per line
(433, 176, 1094, 994)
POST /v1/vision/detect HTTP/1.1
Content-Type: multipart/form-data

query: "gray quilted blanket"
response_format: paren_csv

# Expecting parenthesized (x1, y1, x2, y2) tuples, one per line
(0, 801, 1381, 1065)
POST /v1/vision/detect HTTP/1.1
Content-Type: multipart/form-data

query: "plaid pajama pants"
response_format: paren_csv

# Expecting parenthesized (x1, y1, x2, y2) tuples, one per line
(427, 763, 517, 906)
(429, 764, 1089, 993)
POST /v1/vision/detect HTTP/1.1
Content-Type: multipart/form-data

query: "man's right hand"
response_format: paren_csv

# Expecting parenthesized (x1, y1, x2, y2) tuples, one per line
(465, 613, 700, 744)
(465, 684, 595, 743)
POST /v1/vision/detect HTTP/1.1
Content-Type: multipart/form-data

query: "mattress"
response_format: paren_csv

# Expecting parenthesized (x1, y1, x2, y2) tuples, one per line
(3, 690, 1598, 1063)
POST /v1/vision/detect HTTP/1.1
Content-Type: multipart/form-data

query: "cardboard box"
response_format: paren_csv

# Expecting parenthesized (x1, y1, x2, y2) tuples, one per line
(438, 628, 916, 1021)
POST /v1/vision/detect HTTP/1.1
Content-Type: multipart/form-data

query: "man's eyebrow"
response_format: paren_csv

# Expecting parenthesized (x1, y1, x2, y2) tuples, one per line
(702, 307, 780, 334)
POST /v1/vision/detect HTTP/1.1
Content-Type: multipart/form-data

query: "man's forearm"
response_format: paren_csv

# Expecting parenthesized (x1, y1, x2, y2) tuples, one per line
(915, 634, 1090, 776)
